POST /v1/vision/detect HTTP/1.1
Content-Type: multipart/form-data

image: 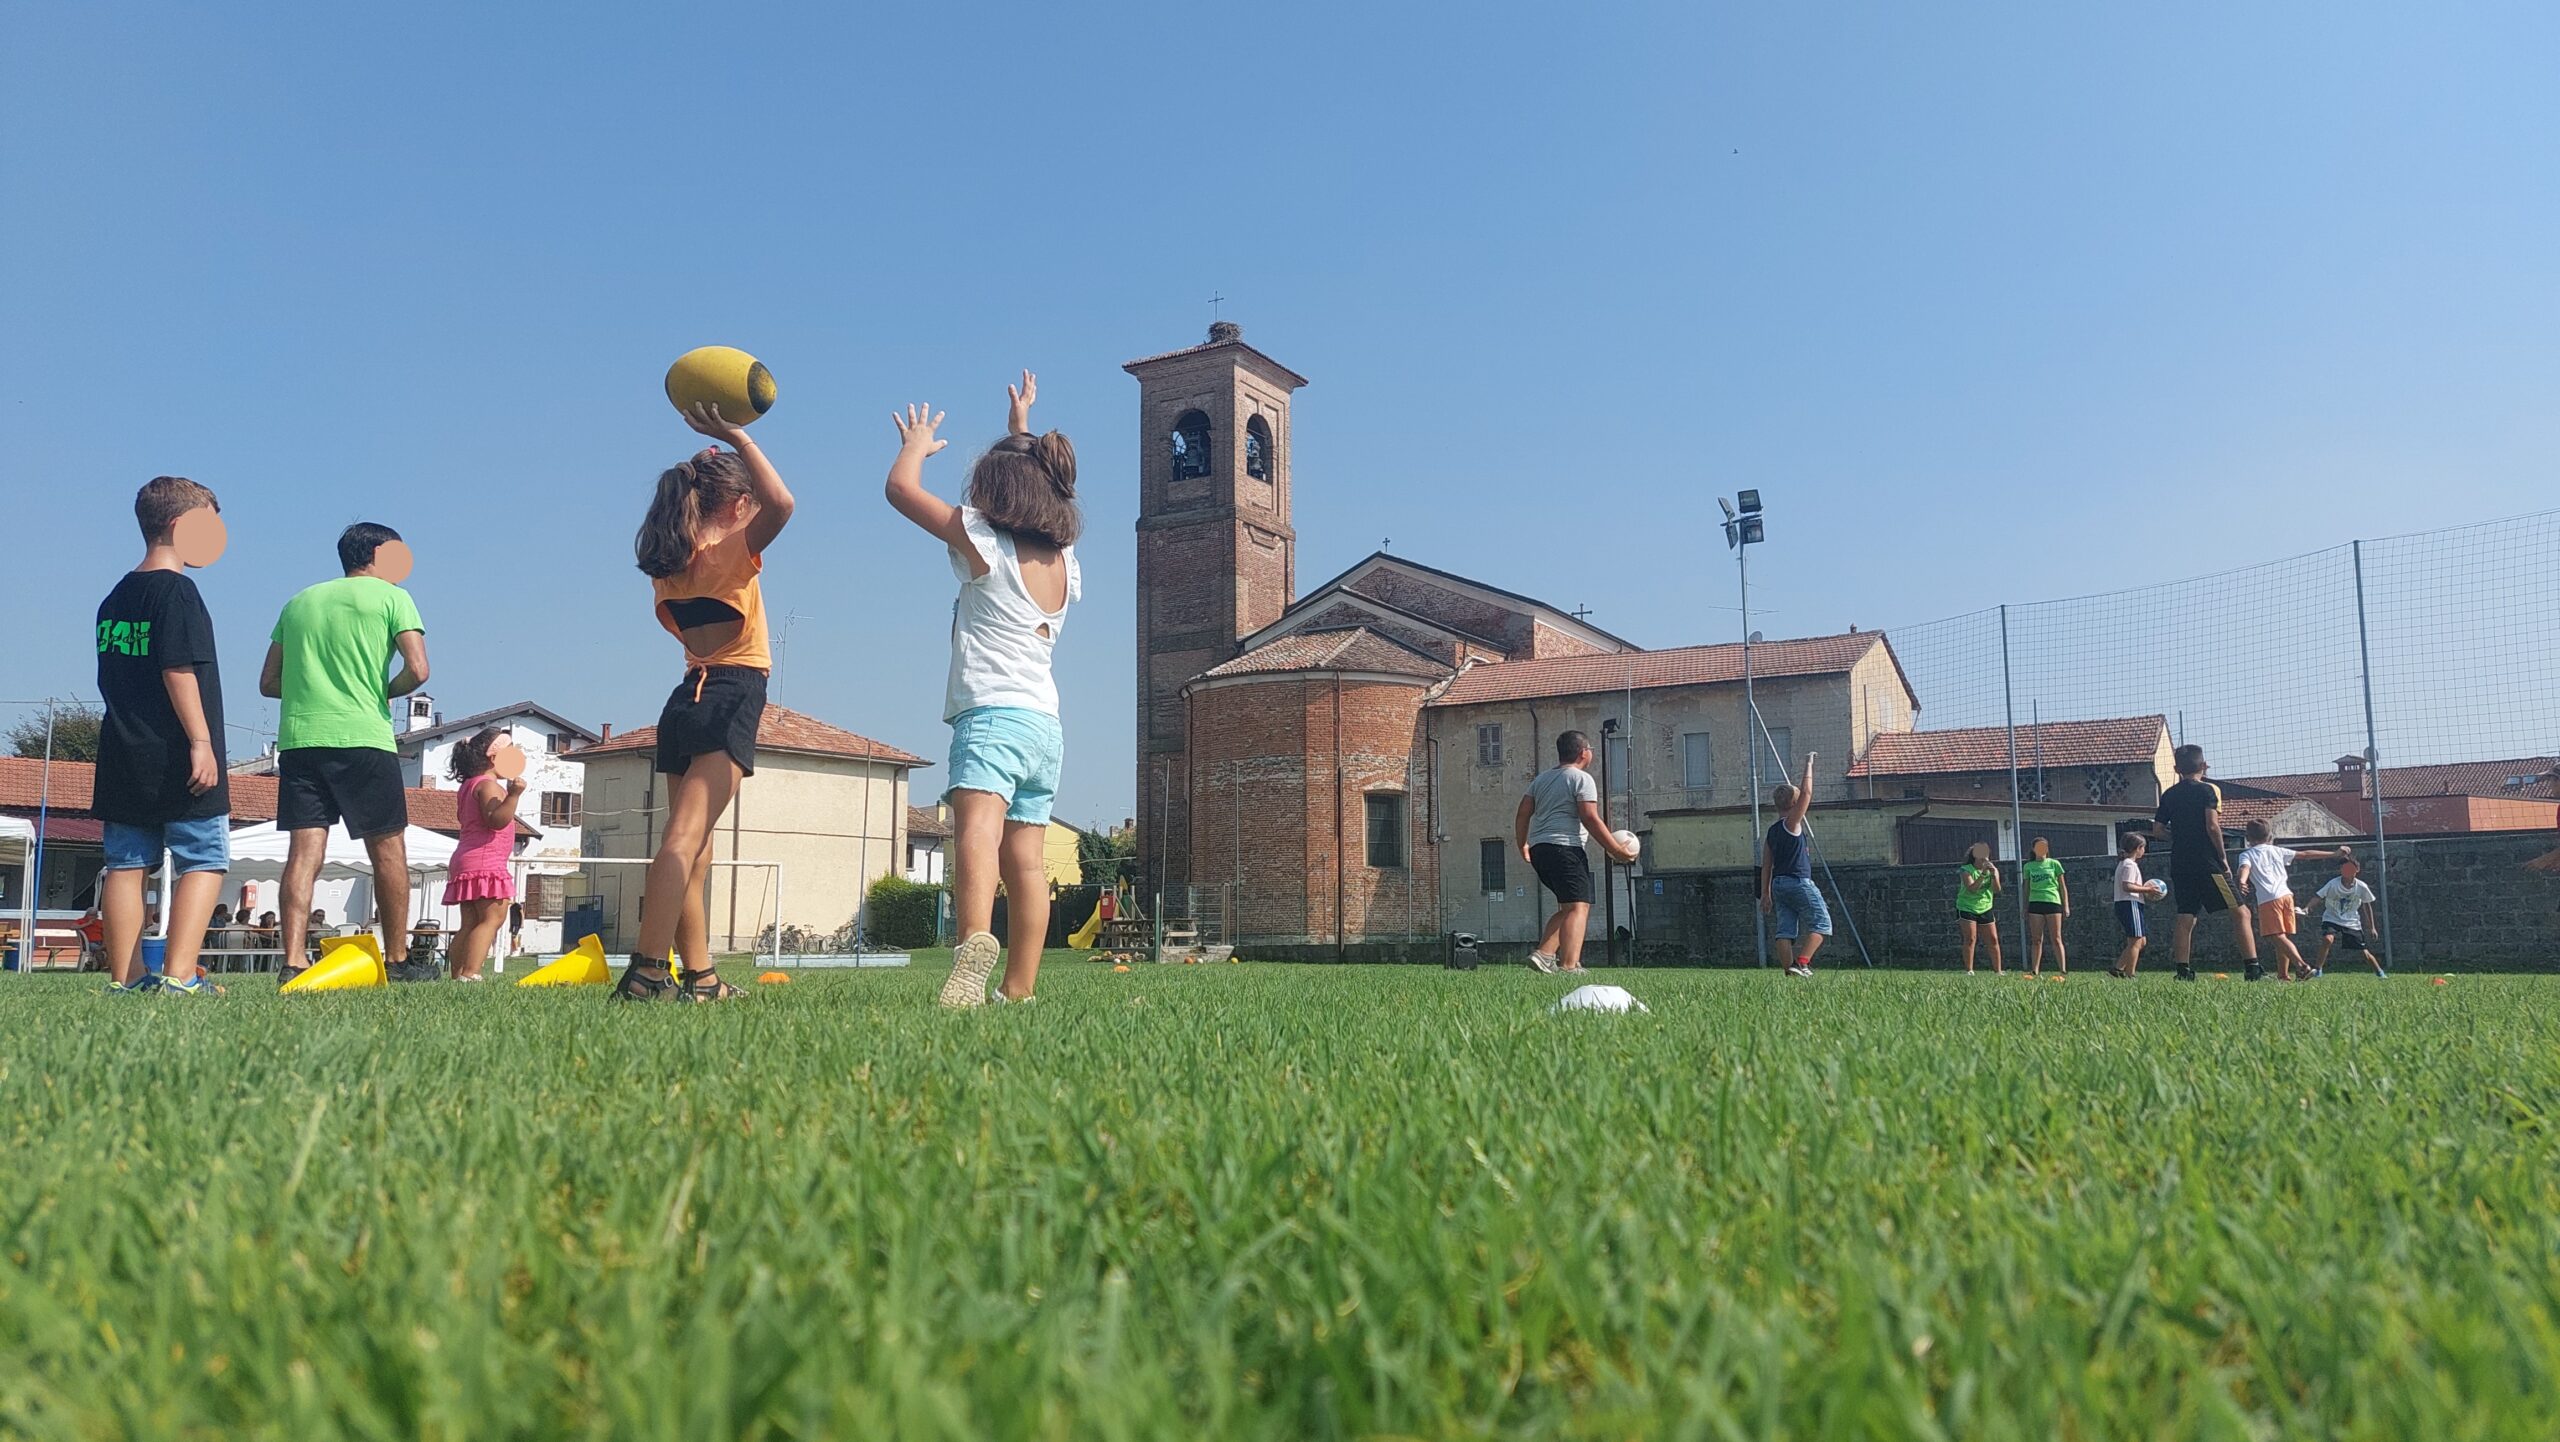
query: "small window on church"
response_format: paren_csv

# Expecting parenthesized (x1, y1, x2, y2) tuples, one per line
(1169, 410, 1212, 480)
(1364, 793, 1406, 868)
(1245, 415, 1273, 480)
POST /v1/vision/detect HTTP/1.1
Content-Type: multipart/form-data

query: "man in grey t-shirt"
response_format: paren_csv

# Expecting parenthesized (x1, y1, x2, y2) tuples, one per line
(1513, 730, 1638, 974)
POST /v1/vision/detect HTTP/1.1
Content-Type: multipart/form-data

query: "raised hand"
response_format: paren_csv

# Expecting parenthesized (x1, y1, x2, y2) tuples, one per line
(683, 401, 750, 447)
(1007, 370, 1037, 434)
(893, 403, 949, 457)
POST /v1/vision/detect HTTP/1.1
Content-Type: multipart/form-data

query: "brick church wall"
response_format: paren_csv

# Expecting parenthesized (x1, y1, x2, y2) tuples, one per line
(1185, 674, 1438, 957)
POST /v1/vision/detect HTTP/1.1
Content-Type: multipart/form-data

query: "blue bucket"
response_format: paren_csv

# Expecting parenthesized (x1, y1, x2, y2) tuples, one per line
(139, 936, 168, 978)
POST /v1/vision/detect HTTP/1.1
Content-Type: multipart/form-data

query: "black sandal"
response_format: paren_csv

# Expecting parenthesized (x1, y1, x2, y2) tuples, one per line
(609, 962, 678, 1002)
(675, 966, 744, 1003)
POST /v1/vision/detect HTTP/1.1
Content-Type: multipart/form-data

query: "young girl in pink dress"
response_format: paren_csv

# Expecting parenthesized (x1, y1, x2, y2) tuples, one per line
(441, 728, 524, 981)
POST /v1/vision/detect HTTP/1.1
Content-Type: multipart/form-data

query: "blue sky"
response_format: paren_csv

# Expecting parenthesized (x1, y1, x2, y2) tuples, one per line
(5, 2, 2555, 818)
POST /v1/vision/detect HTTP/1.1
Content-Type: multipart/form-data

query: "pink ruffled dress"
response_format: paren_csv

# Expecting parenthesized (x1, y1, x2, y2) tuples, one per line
(441, 775, 517, 905)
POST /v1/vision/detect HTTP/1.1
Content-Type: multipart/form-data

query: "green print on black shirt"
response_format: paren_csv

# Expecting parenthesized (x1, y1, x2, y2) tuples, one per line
(98, 619, 153, 656)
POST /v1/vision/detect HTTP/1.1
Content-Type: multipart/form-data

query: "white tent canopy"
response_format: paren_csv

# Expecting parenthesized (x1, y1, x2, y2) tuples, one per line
(4, 816, 35, 966)
(222, 821, 456, 930)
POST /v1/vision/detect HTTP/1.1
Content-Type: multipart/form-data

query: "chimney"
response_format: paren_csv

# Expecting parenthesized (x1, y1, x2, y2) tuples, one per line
(405, 694, 437, 734)
(2335, 753, 2367, 791)
(599, 722, 614, 741)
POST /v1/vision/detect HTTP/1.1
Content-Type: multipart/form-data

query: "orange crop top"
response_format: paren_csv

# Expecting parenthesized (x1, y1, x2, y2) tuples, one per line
(651, 530, 771, 672)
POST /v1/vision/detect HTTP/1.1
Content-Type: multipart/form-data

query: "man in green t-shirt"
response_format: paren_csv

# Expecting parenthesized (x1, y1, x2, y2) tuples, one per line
(259, 522, 433, 981)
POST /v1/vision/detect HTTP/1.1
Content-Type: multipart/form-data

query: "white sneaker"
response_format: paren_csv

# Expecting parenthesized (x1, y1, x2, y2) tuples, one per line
(939, 932, 1002, 1009)
(1526, 951, 1561, 974)
(1785, 964, 1813, 978)
(989, 990, 1035, 1006)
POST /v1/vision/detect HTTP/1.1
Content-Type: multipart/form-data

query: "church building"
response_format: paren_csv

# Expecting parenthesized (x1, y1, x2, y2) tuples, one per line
(1129, 323, 1917, 961)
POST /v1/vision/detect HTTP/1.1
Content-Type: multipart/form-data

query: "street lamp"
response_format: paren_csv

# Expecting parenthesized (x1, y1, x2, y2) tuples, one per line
(1720, 492, 1768, 967)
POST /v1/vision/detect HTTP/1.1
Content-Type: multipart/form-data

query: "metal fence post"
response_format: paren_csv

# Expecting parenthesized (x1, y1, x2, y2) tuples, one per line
(2001, 605, 2027, 961)
(2351, 541, 2394, 974)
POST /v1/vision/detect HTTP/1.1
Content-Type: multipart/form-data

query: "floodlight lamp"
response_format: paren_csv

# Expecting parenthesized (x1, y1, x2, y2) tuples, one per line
(1736, 489, 1763, 515)
(1716, 496, 1737, 522)
(1739, 515, 1765, 545)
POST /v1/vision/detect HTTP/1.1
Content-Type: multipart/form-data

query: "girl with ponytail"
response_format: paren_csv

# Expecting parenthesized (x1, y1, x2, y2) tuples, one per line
(612, 402, 795, 1003)
(885, 371, 1082, 1009)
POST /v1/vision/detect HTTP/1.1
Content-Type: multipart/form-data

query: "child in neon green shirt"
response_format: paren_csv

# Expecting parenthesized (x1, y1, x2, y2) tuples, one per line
(1956, 843, 2003, 974)
(2021, 836, 2071, 976)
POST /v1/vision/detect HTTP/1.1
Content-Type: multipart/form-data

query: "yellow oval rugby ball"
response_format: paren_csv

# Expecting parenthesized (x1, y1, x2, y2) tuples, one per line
(665, 345, 777, 425)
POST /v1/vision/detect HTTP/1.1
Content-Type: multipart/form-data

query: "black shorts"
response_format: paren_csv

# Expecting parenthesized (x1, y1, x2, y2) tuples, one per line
(1529, 842, 1594, 905)
(2027, 900, 2063, 915)
(2321, 921, 2367, 953)
(2172, 868, 2240, 916)
(1955, 909, 1996, 928)
(655, 665, 766, 777)
(277, 747, 409, 840)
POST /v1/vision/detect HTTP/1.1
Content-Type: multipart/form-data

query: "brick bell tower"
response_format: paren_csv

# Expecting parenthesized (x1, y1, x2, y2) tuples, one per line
(1126, 321, 1306, 904)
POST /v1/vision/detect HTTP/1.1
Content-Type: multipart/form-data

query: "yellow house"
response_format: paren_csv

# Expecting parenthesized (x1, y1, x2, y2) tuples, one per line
(1043, 818, 1086, 887)
(570, 706, 930, 952)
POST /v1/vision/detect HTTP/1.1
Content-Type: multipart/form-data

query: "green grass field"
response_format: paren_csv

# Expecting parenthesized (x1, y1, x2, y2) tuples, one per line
(3, 958, 2555, 1440)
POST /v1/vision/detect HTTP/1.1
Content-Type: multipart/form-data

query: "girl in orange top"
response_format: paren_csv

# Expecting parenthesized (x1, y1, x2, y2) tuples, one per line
(614, 402, 794, 1003)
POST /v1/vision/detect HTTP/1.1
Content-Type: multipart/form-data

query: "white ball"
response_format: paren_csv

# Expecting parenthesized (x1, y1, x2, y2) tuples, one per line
(1612, 829, 1639, 857)
(1551, 984, 1649, 1015)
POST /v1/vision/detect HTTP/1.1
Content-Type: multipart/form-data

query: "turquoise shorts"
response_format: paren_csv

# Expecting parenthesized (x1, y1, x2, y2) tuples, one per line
(946, 706, 1064, 825)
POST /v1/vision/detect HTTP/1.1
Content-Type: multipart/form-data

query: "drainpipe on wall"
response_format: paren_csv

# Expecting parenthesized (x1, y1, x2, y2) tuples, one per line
(1333, 672, 1346, 965)
(1184, 686, 1197, 894)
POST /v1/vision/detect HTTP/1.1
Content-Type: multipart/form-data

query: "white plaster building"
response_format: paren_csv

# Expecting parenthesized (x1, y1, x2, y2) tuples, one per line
(393, 697, 603, 954)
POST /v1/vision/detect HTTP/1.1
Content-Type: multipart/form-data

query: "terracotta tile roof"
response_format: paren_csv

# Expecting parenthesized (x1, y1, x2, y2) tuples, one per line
(0, 813, 105, 844)
(390, 701, 600, 748)
(1427, 632, 1903, 709)
(2228, 756, 2560, 801)
(0, 757, 536, 837)
(1280, 552, 1639, 653)
(2214, 794, 2357, 835)
(905, 805, 950, 839)
(1197, 627, 1453, 682)
(1848, 716, 2169, 778)
(1120, 330, 1312, 388)
(568, 703, 930, 769)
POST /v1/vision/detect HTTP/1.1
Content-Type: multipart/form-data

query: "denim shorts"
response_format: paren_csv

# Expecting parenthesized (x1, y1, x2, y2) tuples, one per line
(1769, 874, 1832, 941)
(946, 706, 1064, 825)
(102, 815, 230, 875)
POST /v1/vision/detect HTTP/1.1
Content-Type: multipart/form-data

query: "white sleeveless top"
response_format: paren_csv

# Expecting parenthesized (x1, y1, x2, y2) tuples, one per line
(945, 507, 1079, 721)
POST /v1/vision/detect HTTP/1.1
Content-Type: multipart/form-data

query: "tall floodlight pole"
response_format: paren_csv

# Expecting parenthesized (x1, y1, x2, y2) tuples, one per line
(1721, 493, 1767, 967)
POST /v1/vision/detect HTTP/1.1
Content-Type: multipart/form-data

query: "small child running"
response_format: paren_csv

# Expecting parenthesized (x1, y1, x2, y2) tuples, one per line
(1955, 842, 2003, 973)
(2310, 855, 2384, 976)
(2109, 832, 2166, 977)
(2235, 821, 2351, 980)
(886, 374, 1082, 1009)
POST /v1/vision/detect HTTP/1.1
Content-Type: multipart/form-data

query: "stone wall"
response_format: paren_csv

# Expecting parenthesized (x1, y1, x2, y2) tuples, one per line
(1627, 830, 2560, 973)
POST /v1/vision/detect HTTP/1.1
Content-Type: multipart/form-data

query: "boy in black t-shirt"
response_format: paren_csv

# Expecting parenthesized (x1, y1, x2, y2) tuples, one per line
(93, 476, 232, 996)
(2148, 743, 2261, 983)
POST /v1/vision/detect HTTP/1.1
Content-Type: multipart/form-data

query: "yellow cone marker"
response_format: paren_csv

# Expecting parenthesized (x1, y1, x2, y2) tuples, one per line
(282, 935, 387, 993)
(517, 934, 612, 987)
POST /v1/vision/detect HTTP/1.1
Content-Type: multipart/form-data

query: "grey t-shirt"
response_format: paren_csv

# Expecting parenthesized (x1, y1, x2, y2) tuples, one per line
(1526, 764, 1600, 849)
